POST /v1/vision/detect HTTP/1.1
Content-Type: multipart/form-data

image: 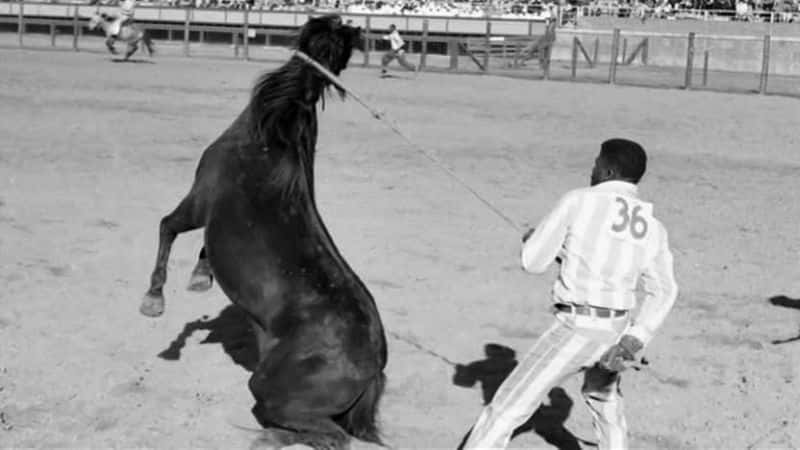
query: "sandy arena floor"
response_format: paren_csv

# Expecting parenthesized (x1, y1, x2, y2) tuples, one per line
(1, 48, 799, 449)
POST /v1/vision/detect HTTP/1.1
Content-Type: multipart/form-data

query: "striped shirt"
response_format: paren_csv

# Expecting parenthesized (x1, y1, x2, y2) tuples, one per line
(521, 180, 678, 346)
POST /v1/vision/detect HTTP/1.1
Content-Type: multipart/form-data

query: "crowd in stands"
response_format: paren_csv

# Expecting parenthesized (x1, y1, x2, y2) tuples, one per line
(33, 0, 800, 22)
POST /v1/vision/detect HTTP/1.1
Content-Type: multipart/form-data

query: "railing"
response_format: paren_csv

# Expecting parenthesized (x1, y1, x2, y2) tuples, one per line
(1, 6, 798, 98)
(575, 6, 799, 22)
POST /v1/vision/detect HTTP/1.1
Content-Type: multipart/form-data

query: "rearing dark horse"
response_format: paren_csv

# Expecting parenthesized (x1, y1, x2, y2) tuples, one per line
(139, 15, 387, 449)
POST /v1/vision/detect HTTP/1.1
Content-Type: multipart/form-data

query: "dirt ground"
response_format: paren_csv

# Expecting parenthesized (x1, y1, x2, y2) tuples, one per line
(1, 47, 799, 450)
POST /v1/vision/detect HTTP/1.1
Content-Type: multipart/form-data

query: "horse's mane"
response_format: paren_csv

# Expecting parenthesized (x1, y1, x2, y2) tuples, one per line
(243, 15, 359, 201)
(247, 15, 358, 149)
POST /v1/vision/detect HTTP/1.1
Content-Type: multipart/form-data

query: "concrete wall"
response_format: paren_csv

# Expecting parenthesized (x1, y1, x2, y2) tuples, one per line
(551, 31, 800, 76)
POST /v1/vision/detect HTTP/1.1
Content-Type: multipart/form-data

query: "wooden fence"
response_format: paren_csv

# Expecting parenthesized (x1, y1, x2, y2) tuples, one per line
(1, 7, 796, 97)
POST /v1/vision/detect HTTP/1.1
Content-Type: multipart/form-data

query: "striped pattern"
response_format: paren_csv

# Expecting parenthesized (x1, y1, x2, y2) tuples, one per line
(520, 180, 678, 346)
(464, 314, 630, 450)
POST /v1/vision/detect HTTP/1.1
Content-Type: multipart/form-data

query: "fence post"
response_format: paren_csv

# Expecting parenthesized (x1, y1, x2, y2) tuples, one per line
(242, 7, 249, 61)
(483, 20, 491, 73)
(420, 19, 428, 71)
(233, 32, 239, 58)
(621, 37, 627, 64)
(363, 15, 371, 66)
(592, 37, 598, 68)
(759, 34, 770, 94)
(72, 6, 79, 51)
(684, 32, 695, 89)
(571, 36, 578, 79)
(17, 0, 23, 47)
(448, 38, 458, 70)
(183, 7, 191, 57)
(642, 37, 648, 65)
(527, 20, 533, 36)
(702, 50, 709, 86)
(608, 28, 620, 84)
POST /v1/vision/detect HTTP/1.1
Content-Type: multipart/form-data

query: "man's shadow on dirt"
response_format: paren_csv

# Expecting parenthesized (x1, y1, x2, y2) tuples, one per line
(157, 304, 259, 371)
(453, 343, 593, 450)
(769, 295, 800, 345)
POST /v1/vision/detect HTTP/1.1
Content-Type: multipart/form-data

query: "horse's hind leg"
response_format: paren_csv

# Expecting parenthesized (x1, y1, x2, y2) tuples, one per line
(251, 398, 347, 446)
(250, 409, 350, 450)
(187, 246, 213, 292)
(248, 347, 363, 449)
(141, 196, 202, 317)
(124, 42, 138, 61)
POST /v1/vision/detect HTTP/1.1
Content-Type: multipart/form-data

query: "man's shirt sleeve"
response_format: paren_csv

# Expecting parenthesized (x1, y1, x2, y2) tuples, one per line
(521, 191, 578, 274)
(626, 225, 679, 347)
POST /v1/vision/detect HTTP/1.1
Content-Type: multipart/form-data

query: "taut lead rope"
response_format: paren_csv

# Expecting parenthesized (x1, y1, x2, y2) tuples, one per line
(293, 50, 522, 234)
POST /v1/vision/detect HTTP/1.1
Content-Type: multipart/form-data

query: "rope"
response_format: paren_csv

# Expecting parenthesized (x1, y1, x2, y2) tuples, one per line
(293, 50, 522, 234)
(387, 331, 458, 367)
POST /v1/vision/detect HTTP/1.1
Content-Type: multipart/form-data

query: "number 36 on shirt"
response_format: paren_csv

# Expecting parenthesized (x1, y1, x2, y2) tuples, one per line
(608, 196, 651, 242)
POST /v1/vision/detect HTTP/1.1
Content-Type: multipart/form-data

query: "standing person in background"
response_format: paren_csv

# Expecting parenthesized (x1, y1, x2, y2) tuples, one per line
(110, 0, 136, 39)
(380, 24, 418, 77)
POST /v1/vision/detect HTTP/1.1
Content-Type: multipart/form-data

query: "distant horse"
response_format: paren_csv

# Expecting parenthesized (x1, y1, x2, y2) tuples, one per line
(139, 15, 386, 450)
(87, 12, 154, 61)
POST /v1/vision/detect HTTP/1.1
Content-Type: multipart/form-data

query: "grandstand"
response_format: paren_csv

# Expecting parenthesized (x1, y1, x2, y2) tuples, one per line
(8, 0, 797, 23)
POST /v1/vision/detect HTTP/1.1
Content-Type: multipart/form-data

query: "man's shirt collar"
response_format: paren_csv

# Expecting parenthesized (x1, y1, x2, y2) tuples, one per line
(590, 180, 639, 196)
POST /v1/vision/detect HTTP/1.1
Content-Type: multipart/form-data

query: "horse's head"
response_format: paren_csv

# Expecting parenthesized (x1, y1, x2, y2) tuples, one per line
(294, 14, 363, 76)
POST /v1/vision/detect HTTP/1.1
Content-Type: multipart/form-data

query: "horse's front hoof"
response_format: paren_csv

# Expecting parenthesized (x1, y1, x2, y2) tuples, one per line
(187, 272, 213, 292)
(140, 293, 165, 317)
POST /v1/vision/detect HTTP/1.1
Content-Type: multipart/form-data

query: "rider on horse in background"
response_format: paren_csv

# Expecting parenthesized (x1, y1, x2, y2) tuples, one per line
(110, 0, 136, 39)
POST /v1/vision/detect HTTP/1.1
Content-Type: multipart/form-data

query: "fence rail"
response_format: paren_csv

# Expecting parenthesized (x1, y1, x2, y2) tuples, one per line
(1, 6, 798, 98)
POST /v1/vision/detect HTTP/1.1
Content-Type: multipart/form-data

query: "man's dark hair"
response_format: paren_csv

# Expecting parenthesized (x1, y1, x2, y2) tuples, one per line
(600, 138, 647, 184)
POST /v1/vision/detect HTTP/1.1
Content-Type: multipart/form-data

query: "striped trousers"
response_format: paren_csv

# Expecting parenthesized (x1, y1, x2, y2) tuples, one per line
(463, 306, 631, 450)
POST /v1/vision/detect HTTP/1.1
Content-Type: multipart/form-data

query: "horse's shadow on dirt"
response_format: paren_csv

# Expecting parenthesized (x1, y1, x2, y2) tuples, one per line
(158, 304, 258, 371)
(453, 343, 594, 450)
(769, 295, 800, 345)
(111, 58, 155, 64)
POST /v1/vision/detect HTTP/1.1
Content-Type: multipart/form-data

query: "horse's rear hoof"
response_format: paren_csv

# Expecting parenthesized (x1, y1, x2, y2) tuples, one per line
(140, 293, 165, 317)
(187, 273, 213, 292)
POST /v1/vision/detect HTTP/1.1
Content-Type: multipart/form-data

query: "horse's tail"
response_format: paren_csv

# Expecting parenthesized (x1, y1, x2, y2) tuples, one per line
(335, 372, 387, 446)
